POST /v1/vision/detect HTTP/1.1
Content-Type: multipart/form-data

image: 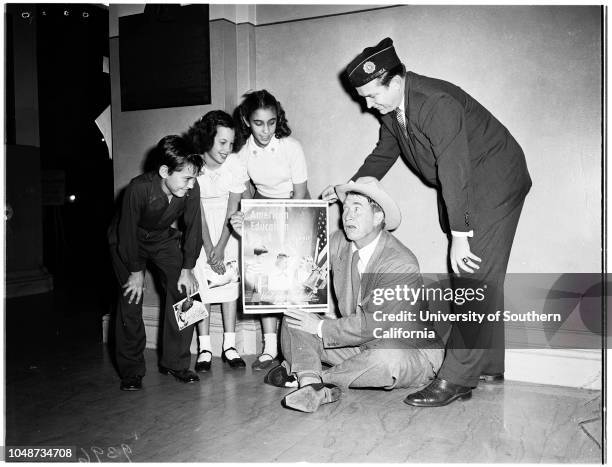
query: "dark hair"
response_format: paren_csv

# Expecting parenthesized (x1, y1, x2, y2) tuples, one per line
(186, 110, 235, 155)
(345, 190, 386, 229)
(156, 135, 203, 175)
(236, 90, 291, 148)
(379, 63, 406, 87)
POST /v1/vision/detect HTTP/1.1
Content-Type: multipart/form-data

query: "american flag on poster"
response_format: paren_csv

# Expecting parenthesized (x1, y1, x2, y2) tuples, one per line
(314, 208, 327, 269)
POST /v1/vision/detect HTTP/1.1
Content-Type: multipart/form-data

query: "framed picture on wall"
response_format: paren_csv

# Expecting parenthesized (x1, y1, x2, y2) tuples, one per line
(119, 4, 211, 111)
(241, 199, 330, 314)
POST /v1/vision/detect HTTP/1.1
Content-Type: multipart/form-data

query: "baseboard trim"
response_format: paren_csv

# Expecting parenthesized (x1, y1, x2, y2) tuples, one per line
(505, 348, 601, 389)
(102, 305, 263, 357)
(102, 312, 602, 389)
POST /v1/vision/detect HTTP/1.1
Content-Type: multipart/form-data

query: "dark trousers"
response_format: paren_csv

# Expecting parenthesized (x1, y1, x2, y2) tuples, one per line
(110, 236, 195, 378)
(438, 201, 524, 387)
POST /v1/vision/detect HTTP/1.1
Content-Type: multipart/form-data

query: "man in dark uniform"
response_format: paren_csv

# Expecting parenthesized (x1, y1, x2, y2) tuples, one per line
(108, 135, 203, 391)
(322, 37, 531, 407)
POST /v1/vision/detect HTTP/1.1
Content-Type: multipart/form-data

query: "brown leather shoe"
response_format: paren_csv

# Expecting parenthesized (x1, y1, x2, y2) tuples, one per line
(282, 383, 341, 413)
(479, 373, 504, 384)
(403, 378, 472, 407)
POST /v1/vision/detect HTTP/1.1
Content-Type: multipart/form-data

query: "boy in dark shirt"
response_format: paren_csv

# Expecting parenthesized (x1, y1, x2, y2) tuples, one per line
(108, 135, 204, 391)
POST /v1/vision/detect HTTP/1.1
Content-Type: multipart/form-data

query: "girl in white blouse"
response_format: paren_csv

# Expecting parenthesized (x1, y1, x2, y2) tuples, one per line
(187, 110, 250, 371)
(236, 90, 310, 370)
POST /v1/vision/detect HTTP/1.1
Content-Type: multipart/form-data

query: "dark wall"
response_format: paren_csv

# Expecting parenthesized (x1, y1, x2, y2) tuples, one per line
(36, 4, 114, 306)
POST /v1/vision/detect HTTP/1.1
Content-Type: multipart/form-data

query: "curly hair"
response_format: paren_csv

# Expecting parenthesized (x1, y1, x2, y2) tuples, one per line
(235, 90, 291, 150)
(186, 110, 235, 155)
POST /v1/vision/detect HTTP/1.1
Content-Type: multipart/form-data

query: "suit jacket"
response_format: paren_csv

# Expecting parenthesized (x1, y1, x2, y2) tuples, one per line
(353, 71, 532, 234)
(321, 230, 443, 350)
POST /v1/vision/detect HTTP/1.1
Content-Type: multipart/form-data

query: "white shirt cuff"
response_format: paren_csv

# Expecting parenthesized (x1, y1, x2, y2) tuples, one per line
(451, 230, 474, 238)
(316, 320, 324, 339)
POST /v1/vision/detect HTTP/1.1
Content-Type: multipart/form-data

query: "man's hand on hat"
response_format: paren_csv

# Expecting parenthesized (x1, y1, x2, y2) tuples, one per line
(450, 236, 482, 275)
(284, 308, 322, 335)
(320, 185, 339, 202)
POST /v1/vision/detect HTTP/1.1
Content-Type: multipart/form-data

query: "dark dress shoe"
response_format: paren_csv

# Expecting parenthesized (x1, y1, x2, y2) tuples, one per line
(159, 366, 200, 383)
(264, 364, 298, 388)
(480, 373, 504, 384)
(282, 383, 341, 413)
(195, 350, 212, 373)
(221, 347, 246, 368)
(120, 376, 143, 391)
(403, 378, 472, 407)
(251, 353, 278, 371)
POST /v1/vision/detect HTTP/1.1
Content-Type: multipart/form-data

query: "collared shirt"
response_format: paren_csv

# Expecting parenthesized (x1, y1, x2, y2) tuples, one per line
(108, 171, 203, 272)
(350, 230, 383, 275)
(237, 135, 308, 198)
(317, 231, 382, 338)
(197, 153, 249, 200)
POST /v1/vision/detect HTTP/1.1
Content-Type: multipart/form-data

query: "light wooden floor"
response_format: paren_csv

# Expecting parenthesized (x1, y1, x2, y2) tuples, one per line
(6, 344, 602, 463)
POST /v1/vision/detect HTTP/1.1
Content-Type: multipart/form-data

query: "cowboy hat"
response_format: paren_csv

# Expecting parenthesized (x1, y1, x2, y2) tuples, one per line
(335, 176, 401, 230)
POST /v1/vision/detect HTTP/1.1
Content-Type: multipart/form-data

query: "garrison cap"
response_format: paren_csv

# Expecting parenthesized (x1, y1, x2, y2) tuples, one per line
(346, 37, 401, 87)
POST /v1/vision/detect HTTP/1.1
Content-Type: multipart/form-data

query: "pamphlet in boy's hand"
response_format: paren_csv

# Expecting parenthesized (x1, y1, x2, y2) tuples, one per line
(173, 292, 208, 331)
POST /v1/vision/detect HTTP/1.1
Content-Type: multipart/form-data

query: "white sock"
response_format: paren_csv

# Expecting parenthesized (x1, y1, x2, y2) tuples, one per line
(223, 332, 240, 359)
(198, 335, 212, 362)
(262, 333, 278, 360)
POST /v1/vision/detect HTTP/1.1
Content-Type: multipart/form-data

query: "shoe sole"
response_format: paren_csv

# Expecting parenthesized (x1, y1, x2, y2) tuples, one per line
(120, 386, 142, 391)
(403, 390, 472, 407)
(223, 362, 247, 369)
(283, 385, 341, 413)
(479, 375, 504, 384)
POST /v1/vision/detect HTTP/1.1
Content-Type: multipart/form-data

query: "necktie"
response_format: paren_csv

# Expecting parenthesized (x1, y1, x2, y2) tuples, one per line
(350, 250, 361, 311)
(395, 107, 408, 137)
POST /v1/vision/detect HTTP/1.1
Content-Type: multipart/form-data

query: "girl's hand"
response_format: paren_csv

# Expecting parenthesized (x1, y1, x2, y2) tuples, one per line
(208, 257, 226, 275)
(212, 244, 225, 265)
(230, 211, 245, 236)
(204, 243, 217, 264)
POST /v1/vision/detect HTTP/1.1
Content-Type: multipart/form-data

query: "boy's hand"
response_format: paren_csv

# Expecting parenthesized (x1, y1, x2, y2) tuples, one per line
(123, 271, 145, 304)
(230, 211, 244, 235)
(178, 268, 199, 296)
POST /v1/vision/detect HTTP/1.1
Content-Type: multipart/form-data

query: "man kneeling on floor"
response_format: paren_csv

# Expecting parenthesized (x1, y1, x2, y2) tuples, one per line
(265, 177, 444, 412)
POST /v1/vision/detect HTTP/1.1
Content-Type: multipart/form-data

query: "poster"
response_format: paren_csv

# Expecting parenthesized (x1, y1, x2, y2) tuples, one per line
(241, 199, 329, 313)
